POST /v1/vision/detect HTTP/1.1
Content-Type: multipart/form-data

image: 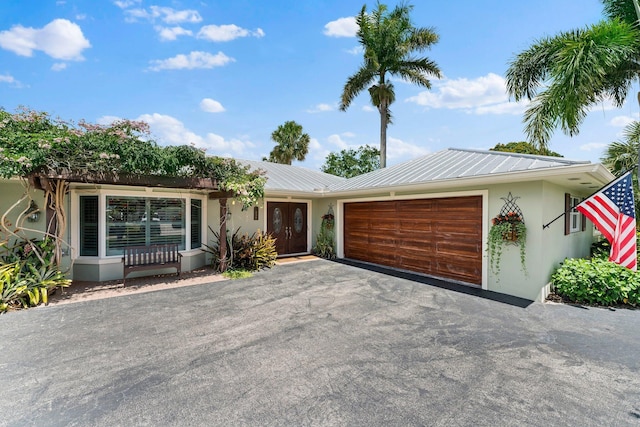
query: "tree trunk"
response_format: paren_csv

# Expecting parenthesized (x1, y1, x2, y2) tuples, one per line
(379, 105, 388, 169)
(219, 198, 228, 272)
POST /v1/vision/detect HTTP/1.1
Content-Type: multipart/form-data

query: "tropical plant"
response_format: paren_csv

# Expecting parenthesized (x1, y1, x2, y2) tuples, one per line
(204, 227, 277, 272)
(602, 121, 640, 174)
(339, 1, 441, 168)
(321, 145, 380, 178)
(600, 121, 640, 217)
(313, 210, 336, 259)
(505, 0, 640, 152)
(489, 141, 563, 157)
(487, 212, 527, 276)
(552, 257, 640, 306)
(0, 239, 70, 313)
(264, 120, 310, 165)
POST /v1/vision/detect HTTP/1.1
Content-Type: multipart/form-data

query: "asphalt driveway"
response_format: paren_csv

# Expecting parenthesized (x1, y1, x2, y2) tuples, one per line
(1, 259, 639, 426)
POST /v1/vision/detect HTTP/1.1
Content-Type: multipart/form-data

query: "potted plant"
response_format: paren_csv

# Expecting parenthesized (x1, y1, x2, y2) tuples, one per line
(487, 211, 527, 275)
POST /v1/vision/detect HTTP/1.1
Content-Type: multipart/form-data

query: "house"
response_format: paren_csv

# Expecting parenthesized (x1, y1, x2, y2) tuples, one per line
(0, 148, 615, 302)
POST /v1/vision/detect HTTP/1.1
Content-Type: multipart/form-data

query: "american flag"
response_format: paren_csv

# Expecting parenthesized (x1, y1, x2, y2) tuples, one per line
(577, 171, 637, 271)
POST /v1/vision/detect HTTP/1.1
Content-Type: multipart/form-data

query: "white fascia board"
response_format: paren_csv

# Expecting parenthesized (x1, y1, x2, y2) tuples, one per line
(326, 164, 615, 197)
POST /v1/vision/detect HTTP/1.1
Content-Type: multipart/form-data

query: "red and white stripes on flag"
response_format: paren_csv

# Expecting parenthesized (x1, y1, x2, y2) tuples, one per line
(576, 171, 637, 271)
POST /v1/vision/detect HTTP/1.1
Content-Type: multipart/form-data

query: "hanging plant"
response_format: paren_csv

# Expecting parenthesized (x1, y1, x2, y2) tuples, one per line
(487, 211, 527, 275)
(321, 212, 334, 230)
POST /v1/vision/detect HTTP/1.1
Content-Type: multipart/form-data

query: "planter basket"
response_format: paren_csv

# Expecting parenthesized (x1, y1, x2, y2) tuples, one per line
(502, 227, 519, 242)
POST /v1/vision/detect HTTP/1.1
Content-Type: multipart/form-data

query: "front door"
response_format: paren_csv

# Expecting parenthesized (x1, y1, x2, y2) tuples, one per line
(267, 202, 308, 256)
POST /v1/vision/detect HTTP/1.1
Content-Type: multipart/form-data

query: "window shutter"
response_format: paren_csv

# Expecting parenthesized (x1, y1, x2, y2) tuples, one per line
(564, 193, 571, 235)
(80, 196, 99, 256)
(191, 199, 202, 249)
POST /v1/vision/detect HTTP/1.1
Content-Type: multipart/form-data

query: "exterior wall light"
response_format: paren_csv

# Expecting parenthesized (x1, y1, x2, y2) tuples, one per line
(26, 200, 40, 223)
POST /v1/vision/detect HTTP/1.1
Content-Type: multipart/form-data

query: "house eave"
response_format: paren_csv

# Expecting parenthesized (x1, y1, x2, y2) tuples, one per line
(325, 163, 614, 197)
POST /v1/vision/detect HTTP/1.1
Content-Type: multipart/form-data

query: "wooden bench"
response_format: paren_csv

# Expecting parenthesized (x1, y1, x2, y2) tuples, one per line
(122, 243, 182, 286)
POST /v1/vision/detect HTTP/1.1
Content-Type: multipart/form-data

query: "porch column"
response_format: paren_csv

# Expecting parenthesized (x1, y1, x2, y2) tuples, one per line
(219, 197, 228, 272)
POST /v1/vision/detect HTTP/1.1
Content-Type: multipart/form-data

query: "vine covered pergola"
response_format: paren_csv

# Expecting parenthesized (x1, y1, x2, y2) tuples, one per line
(0, 107, 265, 271)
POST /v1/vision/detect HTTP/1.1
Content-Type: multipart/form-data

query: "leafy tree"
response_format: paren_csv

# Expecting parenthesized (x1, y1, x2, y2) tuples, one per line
(505, 0, 640, 150)
(264, 120, 310, 165)
(489, 141, 563, 157)
(321, 145, 381, 178)
(339, 1, 441, 168)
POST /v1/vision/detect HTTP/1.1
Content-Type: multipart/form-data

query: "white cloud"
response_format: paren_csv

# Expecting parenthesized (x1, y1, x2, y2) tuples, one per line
(51, 62, 67, 71)
(580, 142, 608, 152)
(197, 24, 265, 42)
(137, 112, 252, 156)
(306, 103, 334, 113)
(406, 73, 528, 115)
(156, 26, 193, 41)
(387, 137, 430, 159)
(113, 0, 140, 9)
(148, 51, 234, 71)
(323, 17, 357, 37)
(362, 105, 376, 112)
(76, 14, 87, 20)
(96, 115, 122, 125)
(346, 46, 363, 55)
(0, 73, 23, 87)
(0, 19, 91, 60)
(125, 6, 202, 24)
(200, 98, 225, 113)
(327, 134, 351, 149)
(609, 115, 636, 128)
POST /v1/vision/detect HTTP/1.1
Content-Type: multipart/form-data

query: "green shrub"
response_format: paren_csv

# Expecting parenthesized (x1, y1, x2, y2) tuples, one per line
(204, 227, 277, 272)
(551, 258, 640, 306)
(591, 232, 640, 260)
(0, 238, 71, 313)
(313, 228, 335, 259)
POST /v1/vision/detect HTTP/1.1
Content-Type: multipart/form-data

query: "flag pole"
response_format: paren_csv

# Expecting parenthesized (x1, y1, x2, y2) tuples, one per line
(541, 168, 635, 230)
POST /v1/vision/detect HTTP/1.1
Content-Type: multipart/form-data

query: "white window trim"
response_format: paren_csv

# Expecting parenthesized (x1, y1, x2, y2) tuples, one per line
(569, 195, 582, 233)
(71, 187, 207, 260)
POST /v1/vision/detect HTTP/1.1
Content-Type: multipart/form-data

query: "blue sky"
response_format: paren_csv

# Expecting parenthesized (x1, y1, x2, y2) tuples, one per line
(0, 0, 636, 170)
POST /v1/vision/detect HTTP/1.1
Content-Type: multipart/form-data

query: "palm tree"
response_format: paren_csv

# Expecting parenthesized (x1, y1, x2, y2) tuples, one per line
(340, 1, 441, 168)
(602, 121, 640, 175)
(264, 120, 310, 165)
(505, 0, 640, 150)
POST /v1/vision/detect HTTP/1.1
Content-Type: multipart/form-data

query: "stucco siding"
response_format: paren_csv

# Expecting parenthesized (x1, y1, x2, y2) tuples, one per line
(540, 182, 595, 297)
(485, 181, 544, 301)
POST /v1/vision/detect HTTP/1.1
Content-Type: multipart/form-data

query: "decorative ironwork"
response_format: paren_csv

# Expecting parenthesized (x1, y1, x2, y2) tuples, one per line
(498, 192, 524, 223)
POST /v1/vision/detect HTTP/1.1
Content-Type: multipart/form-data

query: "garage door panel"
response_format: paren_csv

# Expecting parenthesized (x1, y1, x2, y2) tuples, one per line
(344, 196, 482, 285)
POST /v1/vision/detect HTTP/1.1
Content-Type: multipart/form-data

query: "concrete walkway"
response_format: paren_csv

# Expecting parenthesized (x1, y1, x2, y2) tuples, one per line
(1, 259, 639, 426)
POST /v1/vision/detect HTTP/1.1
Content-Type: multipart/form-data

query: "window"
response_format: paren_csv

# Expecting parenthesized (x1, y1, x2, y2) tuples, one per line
(191, 199, 202, 249)
(79, 194, 203, 257)
(106, 196, 186, 256)
(79, 196, 98, 256)
(564, 193, 585, 235)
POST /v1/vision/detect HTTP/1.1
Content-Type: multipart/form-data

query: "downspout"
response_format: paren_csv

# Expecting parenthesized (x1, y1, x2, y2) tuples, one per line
(633, 0, 640, 189)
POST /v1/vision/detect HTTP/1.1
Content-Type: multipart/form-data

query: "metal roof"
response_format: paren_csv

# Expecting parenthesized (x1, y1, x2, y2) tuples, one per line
(239, 159, 345, 193)
(328, 148, 591, 192)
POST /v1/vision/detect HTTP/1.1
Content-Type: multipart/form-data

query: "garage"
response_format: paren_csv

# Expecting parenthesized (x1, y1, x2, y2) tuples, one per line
(343, 196, 483, 285)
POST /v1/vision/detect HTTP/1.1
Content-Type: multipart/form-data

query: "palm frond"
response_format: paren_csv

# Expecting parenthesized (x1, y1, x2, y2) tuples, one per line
(509, 18, 640, 146)
(340, 66, 377, 110)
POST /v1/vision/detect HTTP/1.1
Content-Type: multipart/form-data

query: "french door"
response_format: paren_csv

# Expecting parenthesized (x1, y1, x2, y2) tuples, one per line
(266, 202, 308, 255)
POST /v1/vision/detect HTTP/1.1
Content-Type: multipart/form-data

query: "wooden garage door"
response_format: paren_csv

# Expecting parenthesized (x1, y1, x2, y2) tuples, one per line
(344, 196, 483, 285)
